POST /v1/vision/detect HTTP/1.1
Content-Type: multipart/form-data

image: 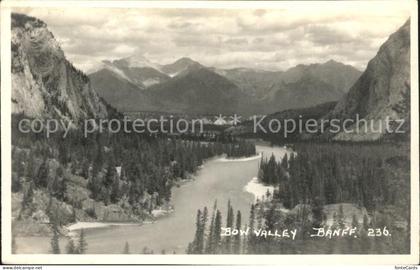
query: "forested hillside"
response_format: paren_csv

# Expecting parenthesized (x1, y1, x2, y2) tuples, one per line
(12, 114, 256, 239)
(188, 143, 410, 254)
(10, 13, 258, 253)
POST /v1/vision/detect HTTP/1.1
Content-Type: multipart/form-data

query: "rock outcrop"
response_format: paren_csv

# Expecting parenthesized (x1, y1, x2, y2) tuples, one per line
(326, 19, 410, 141)
(11, 13, 109, 122)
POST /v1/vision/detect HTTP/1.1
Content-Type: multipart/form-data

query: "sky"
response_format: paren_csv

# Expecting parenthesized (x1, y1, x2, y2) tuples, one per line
(16, 2, 411, 73)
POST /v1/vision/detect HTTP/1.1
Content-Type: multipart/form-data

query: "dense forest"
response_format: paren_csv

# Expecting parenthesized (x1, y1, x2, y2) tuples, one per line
(188, 142, 410, 254)
(10, 111, 410, 254)
(259, 143, 410, 214)
(11, 114, 256, 253)
(188, 198, 409, 254)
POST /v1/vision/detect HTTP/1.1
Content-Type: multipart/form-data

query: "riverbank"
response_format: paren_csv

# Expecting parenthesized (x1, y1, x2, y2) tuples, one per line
(65, 154, 264, 232)
(14, 145, 290, 254)
(217, 153, 262, 162)
(243, 177, 275, 202)
(67, 222, 135, 231)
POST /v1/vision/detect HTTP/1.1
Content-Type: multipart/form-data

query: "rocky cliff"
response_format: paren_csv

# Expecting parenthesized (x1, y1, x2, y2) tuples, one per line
(326, 19, 410, 141)
(11, 13, 109, 123)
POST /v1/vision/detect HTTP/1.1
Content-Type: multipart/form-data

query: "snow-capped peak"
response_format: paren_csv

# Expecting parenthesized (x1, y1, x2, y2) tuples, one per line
(123, 54, 162, 70)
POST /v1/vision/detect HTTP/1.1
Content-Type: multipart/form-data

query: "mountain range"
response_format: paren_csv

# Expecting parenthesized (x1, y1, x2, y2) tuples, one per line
(89, 55, 362, 115)
(249, 19, 411, 141)
(11, 13, 410, 141)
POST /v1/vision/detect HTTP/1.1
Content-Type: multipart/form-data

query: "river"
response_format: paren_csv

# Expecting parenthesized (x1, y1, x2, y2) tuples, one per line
(16, 144, 291, 254)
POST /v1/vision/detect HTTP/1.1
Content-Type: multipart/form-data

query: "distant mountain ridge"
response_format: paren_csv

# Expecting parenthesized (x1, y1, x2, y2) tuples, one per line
(90, 55, 361, 115)
(160, 57, 203, 78)
(90, 58, 170, 89)
(147, 67, 248, 114)
(89, 68, 157, 112)
(279, 60, 362, 94)
(257, 19, 411, 142)
(215, 60, 361, 99)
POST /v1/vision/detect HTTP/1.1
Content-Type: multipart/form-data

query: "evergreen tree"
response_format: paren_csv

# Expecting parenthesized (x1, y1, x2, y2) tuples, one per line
(349, 214, 360, 252)
(66, 238, 76, 254)
(199, 207, 208, 253)
(337, 205, 345, 229)
(265, 204, 276, 231)
(36, 159, 49, 188)
(110, 176, 120, 204)
(233, 210, 242, 254)
(223, 200, 234, 253)
(247, 204, 256, 254)
(77, 229, 87, 254)
(311, 196, 324, 228)
(20, 182, 34, 217)
(50, 223, 60, 254)
(205, 200, 217, 254)
(190, 209, 203, 254)
(213, 210, 222, 253)
(12, 161, 22, 193)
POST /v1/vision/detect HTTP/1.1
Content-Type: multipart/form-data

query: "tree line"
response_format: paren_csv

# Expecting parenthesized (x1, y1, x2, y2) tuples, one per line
(11, 113, 256, 253)
(188, 197, 409, 254)
(188, 142, 410, 254)
(187, 200, 243, 254)
(258, 143, 409, 215)
(13, 129, 255, 210)
(50, 228, 87, 254)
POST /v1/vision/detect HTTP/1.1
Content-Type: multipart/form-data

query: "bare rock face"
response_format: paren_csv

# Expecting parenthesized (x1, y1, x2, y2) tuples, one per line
(327, 19, 410, 141)
(11, 13, 108, 122)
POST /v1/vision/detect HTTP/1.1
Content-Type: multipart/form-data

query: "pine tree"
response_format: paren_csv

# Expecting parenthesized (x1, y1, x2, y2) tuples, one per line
(105, 162, 116, 187)
(358, 214, 370, 252)
(247, 204, 256, 254)
(267, 154, 278, 184)
(36, 159, 49, 188)
(337, 204, 345, 229)
(20, 182, 34, 217)
(233, 210, 242, 254)
(111, 176, 120, 204)
(281, 153, 288, 170)
(50, 223, 60, 254)
(199, 207, 208, 253)
(50, 167, 66, 200)
(223, 200, 234, 253)
(81, 161, 90, 179)
(12, 154, 23, 192)
(311, 196, 324, 228)
(265, 204, 276, 231)
(191, 209, 203, 254)
(349, 214, 360, 252)
(213, 210, 222, 254)
(352, 214, 359, 229)
(77, 229, 87, 254)
(205, 200, 217, 254)
(66, 238, 76, 254)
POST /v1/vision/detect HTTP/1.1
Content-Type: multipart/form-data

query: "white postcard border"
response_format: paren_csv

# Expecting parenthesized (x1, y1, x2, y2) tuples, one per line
(1, 0, 418, 265)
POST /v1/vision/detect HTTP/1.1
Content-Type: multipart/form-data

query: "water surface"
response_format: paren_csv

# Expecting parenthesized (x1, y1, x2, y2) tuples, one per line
(16, 144, 290, 254)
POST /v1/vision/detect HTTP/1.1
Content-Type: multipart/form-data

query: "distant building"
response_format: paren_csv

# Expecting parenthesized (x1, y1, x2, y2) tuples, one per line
(200, 118, 212, 124)
(214, 118, 227, 125)
(116, 166, 122, 178)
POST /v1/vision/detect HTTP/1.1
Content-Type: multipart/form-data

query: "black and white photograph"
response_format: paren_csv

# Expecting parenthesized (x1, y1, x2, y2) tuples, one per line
(1, 0, 418, 265)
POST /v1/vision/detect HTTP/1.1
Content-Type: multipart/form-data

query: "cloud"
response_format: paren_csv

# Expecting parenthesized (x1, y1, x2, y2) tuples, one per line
(303, 24, 358, 45)
(224, 38, 248, 45)
(13, 4, 411, 72)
